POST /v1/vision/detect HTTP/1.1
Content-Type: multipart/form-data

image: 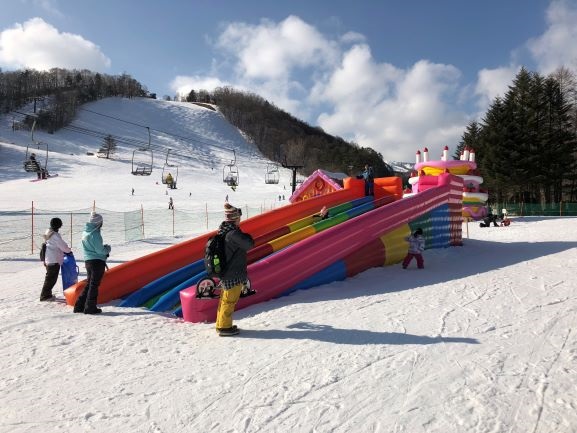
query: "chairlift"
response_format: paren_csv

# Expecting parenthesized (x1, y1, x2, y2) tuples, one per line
(131, 126, 154, 176)
(23, 119, 48, 174)
(264, 163, 280, 184)
(222, 150, 239, 187)
(161, 149, 179, 188)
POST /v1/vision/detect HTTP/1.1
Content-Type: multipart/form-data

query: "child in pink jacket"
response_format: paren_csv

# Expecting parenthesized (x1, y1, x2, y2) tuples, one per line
(402, 228, 425, 269)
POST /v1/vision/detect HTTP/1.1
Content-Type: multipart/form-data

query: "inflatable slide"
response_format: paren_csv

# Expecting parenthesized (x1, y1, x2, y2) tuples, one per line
(65, 174, 463, 324)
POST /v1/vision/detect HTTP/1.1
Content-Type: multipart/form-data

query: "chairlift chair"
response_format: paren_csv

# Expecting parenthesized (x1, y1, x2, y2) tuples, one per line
(223, 165, 239, 187)
(131, 148, 154, 175)
(131, 127, 154, 176)
(264, 163, 280, 184)
(161, 149, 179, 188)
(23, 119, 48, 174)
(222, 150, 239, 187)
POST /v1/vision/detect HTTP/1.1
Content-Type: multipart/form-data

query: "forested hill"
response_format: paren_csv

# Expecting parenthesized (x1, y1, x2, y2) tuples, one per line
(186, 87, 394, 177)
(2, 68, 393, 178)
(0, 68, 148, 133)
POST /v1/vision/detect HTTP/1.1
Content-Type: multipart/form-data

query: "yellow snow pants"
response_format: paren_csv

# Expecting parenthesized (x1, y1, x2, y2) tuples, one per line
(215, 283, 242, 329)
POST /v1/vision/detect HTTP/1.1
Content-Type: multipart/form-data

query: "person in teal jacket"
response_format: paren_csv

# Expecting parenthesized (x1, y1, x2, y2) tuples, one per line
(74, 212, 111, 314)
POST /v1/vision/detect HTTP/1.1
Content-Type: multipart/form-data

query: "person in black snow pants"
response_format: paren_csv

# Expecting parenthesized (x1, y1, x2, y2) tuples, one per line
(74, 212, 111, 314)
(40, 217, 72, 301)
(215, 202, 254, 337)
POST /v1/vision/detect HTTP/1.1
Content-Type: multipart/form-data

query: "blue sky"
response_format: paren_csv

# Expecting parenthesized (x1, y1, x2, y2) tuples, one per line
(1, 0, 576, 161)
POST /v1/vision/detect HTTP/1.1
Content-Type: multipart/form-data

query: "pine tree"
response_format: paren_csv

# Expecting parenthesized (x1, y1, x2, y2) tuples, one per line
(98, 134, 117, 159)
(454, 121, 481, 160)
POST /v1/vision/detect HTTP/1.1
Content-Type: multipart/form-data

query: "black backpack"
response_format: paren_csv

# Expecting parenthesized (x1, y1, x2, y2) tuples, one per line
(39, 242, 47, 262)
(203, 233, 228, 277)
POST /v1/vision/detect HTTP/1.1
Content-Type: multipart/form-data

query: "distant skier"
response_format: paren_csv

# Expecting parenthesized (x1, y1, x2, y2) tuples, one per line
(131, 188, 134, 196)
(168, 197, 174, 210)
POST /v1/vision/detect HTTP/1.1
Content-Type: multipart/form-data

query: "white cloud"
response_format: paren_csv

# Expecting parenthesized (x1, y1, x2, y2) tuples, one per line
(216, 15, 339, 81)
(474, 65, 518, 112)
(0, 17, 110, 71)
(314, 48, 467, 161)
(170, 75, 232, 98)
(340, 31, 366, 44)
(30, 0, 65, 18)
(173, 16, 490, 162)
(527, 0, 577, 74)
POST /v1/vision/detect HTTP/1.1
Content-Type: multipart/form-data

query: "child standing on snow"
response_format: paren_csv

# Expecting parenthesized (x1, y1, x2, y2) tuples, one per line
(402, 228, 425, 269)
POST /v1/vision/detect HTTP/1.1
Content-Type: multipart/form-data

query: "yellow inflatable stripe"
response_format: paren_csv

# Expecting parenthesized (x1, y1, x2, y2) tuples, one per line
(270, 226, 316, 251)
(287, 216, 315, 232)
(381, 225, 411, 266)
(421, 165, 470, 176)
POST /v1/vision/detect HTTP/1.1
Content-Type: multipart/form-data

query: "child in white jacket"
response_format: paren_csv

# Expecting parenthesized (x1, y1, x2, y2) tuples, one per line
(40, 217, 72, 301)
(402, 228, 425, 269)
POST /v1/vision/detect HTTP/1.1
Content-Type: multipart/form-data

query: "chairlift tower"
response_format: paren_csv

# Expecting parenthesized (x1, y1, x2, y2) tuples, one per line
(281, 158, 304, 194)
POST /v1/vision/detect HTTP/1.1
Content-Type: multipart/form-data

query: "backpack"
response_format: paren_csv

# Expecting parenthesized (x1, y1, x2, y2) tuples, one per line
(39, 242, 47, 262)
(203, 233, 228, 277)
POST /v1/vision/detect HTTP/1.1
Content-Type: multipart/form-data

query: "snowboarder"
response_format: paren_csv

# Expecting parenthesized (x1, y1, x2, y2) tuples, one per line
(215, 202, 254, 336)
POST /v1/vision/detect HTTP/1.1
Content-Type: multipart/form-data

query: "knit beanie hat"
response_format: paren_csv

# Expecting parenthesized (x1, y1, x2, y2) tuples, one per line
(224, 202, 241, 221)
(89, 212, 103, 225)
(50, 217, 63, 230)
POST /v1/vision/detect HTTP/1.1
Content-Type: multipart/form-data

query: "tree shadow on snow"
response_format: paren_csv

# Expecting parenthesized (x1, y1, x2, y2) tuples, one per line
(239, 322, 479, 345)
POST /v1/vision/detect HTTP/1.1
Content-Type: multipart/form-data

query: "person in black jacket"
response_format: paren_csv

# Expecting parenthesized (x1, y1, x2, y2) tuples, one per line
(479, 212, 500, 227)
(215, 202, 254, 336)
(356, 164, 375, 196)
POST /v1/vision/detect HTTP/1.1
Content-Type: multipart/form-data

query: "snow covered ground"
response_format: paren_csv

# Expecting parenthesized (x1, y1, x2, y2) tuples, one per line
(1, 98, 576, 433)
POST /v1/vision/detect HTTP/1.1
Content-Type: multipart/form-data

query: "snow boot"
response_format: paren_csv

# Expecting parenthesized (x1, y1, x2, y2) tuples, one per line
(84, 301, 102, 315)
(84, 306, 102, 315)
(217, 325, 239, 336)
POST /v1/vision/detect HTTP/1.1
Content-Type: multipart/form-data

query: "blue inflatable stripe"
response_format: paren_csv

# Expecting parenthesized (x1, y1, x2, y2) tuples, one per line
(149, 271, 208, 312)
(281, 260, 347, 297)
(119, 260, 204, 307)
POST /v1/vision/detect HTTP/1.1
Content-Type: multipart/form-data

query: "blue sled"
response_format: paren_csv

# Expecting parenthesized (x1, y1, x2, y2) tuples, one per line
(62, 252, 79, 291)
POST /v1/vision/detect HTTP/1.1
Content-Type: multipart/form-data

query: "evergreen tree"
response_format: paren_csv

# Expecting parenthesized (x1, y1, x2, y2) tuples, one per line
(98, 134, 117, 159)
(454, 121, 481, 160)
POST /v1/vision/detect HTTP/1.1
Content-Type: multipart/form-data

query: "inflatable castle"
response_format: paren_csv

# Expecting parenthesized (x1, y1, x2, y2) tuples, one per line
(406, 146, 488, 220)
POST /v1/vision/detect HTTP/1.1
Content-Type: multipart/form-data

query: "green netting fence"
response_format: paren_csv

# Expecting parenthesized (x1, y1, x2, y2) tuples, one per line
(489, 202, 577, 217)
(0, 202, 278, 258)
